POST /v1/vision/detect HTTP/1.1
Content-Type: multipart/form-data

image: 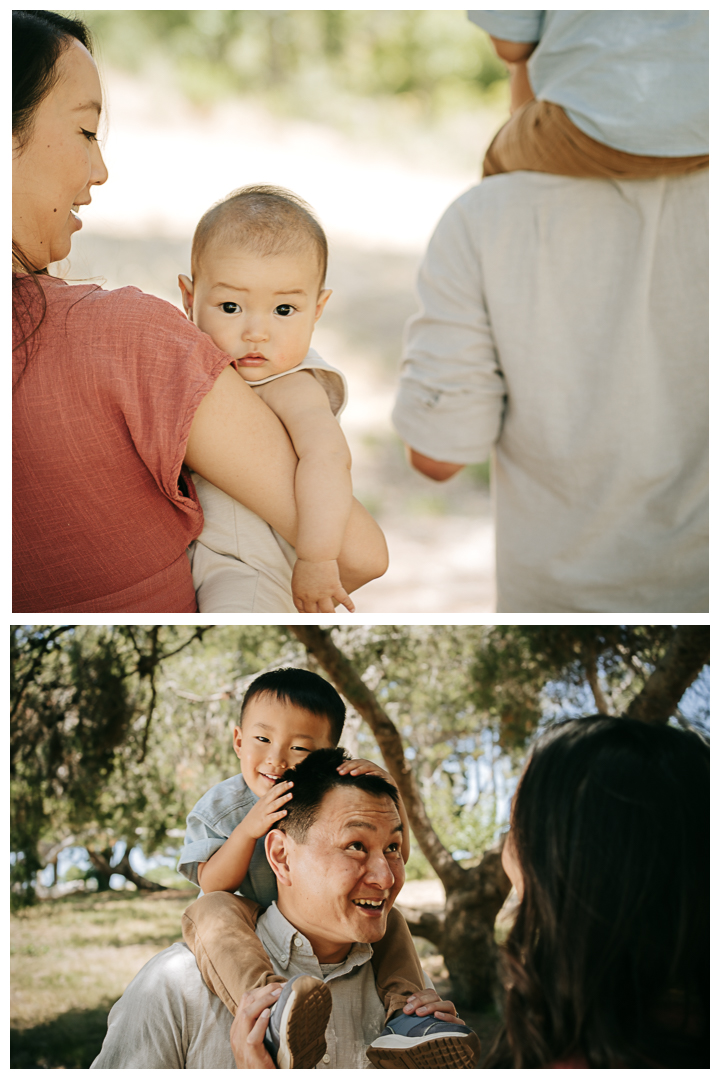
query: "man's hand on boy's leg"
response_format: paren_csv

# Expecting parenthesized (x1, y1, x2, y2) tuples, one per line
(368, 987, 480, 1068)
(231, 985, 281, 1069)
(402, 988, 465, 1025)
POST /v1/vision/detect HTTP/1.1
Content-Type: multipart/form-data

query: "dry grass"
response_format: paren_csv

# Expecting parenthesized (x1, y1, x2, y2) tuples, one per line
(11, 889, 193, 1067)
(11, 885, 501, 1068)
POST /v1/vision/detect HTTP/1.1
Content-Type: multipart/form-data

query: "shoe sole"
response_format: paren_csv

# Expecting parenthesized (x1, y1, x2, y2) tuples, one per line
(277, 976, 333, 1069)
(366, 1029, 482, 1069)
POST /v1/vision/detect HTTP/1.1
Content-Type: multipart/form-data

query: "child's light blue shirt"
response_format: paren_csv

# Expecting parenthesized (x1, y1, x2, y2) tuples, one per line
(468, 10, 708, 157)
(177, 774, 278, 907)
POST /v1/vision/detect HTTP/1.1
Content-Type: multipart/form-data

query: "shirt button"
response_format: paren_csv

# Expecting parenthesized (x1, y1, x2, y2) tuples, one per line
(294, 936, 303, 947)
(322, 1054, 330, 1064)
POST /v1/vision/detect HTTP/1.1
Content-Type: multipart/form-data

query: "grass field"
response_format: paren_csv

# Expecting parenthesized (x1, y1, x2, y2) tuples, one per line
(11, 886, 501, 1068)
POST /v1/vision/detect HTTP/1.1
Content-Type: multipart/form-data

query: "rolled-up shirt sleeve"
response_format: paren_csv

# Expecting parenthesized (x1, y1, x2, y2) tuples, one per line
(392, 190, 507, 464)
(467, 10, 544, 42)
(177, 811, 226, 886)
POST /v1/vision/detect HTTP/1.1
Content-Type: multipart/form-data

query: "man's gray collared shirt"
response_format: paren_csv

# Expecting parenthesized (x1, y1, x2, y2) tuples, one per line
(90, 901, 387, 1068)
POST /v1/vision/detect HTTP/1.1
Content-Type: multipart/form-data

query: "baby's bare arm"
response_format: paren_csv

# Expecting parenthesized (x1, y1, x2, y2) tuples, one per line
(259, 369, 354, 561)
(258, 373, 387, 603)
(257, 373, 353, 563)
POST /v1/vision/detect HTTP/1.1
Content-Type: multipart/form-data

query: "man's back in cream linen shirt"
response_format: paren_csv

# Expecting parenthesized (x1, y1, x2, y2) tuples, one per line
(392, 170, 708, 613)
(91, 901, 387, 1068)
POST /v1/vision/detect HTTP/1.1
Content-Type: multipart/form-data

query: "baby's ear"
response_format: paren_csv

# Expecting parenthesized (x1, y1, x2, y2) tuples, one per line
(315, 288, 332, 323)
(178, 274, 194, 318)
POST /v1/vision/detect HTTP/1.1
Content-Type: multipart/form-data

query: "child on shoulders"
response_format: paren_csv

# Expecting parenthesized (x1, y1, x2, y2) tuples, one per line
(178, 668, 475, 1068)
(468, 10, 709, 180)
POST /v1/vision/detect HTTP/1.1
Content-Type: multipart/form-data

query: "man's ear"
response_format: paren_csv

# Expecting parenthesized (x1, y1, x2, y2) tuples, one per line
(232, 725, 242, 761)
(265, 829, 293, 886)
(314, 288, 332, 324)
(178, 274, 194, 319)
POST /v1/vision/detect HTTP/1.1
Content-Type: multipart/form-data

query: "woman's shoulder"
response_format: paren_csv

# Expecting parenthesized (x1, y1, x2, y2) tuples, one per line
(41, 276, 188, 327)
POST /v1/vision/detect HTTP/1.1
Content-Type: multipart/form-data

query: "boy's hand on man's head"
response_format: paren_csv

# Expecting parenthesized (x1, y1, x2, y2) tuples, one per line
(241, 781, 294, 840)
(336, 758, 397, 789)
(337, 758, 412, 864)
(291, 558, 355, 614)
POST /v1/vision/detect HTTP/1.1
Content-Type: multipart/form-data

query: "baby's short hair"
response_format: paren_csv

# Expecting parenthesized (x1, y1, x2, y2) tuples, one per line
(191, 184, 328, 287)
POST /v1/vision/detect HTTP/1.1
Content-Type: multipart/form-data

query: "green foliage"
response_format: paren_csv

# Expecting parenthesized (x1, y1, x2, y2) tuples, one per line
(11, 624, 708, 907)
(77, 10, 507, 115)
(10, 624, 300, 901)
(471, 625, 680, 751)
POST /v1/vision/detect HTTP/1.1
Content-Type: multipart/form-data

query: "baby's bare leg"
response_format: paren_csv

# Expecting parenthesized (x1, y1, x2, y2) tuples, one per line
(337, 498, 389, 593)
(182, 892, 285, 1016)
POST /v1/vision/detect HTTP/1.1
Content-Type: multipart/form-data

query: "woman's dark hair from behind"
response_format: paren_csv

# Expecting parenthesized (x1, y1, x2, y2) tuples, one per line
(12, 10, 93, 355)
(485, 715, 709, 1069)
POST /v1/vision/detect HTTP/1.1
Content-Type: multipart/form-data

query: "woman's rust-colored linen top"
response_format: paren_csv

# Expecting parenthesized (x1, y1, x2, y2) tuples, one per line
(13, 275, 233, 612)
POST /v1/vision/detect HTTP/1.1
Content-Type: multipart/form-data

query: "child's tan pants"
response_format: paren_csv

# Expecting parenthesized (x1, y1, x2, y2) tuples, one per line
(483, 98, 709, 180)
(182, 891, 426, 1020)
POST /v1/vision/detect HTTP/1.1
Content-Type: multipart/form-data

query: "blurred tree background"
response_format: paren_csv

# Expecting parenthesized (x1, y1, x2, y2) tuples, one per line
(11, 623, 709, 1066)
(79, 9, 508, 121)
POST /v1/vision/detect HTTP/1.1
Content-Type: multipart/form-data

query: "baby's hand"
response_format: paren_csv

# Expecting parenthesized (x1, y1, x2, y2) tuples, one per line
(292, 559, 355, 614)
(241, 781, 293, 840)
(337, 758, 397, 790)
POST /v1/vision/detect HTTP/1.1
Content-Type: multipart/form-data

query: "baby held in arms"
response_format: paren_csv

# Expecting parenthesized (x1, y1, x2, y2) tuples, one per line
(179, 185, 388, 613)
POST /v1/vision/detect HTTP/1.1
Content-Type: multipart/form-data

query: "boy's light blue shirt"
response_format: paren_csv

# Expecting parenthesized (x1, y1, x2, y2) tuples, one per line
(177, 774, 278, 907)
(468, 11, 708, 156)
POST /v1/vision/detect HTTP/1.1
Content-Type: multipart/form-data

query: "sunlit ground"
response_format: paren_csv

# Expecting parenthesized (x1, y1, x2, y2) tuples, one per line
(61, 69, 507, 612)
(11, 878, 504, 1068)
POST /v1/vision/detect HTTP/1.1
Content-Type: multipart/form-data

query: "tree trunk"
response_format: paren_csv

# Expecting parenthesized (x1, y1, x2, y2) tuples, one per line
(626, 626, 710, 724)
(114, 851, 168, 892)
(85, 846, 168, 892)
(289, 626, 463, 891)
(86, 847, 115, 892)
(288, 626, 512, 1008)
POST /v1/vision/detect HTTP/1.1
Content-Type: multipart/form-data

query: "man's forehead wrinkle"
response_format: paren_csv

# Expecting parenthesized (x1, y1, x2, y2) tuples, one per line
(342, 819, 403, 833)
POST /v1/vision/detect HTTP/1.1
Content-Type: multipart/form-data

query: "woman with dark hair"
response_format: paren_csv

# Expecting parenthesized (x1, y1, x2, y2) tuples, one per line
(485, 715, 709, 1069)
(12, 11, 377, 613)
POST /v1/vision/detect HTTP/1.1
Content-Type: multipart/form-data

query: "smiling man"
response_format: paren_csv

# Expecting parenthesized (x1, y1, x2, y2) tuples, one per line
(91, 749, 478, 1069)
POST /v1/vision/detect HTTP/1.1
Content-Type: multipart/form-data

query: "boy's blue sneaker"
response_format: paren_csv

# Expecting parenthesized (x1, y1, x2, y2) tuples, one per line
(367, 1010, 481, 1068)
(263, 974, 332, 1069)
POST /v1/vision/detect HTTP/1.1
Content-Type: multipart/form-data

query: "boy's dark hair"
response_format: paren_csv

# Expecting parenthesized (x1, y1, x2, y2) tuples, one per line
(485, 715, 709, 1069)
(191, 183, 328, 288)
(240, 667, 345, 746)
(275, 747, 399, 843)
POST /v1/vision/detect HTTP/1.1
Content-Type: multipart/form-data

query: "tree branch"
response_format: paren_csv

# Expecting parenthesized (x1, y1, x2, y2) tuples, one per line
(11, 625, 76, 720)
(114, 852, 168, 892)
(625, 626, 709, 724)
(289, 626, 465, 891)
(395, 907, 444, 947)
(584, 643, 611, 715)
